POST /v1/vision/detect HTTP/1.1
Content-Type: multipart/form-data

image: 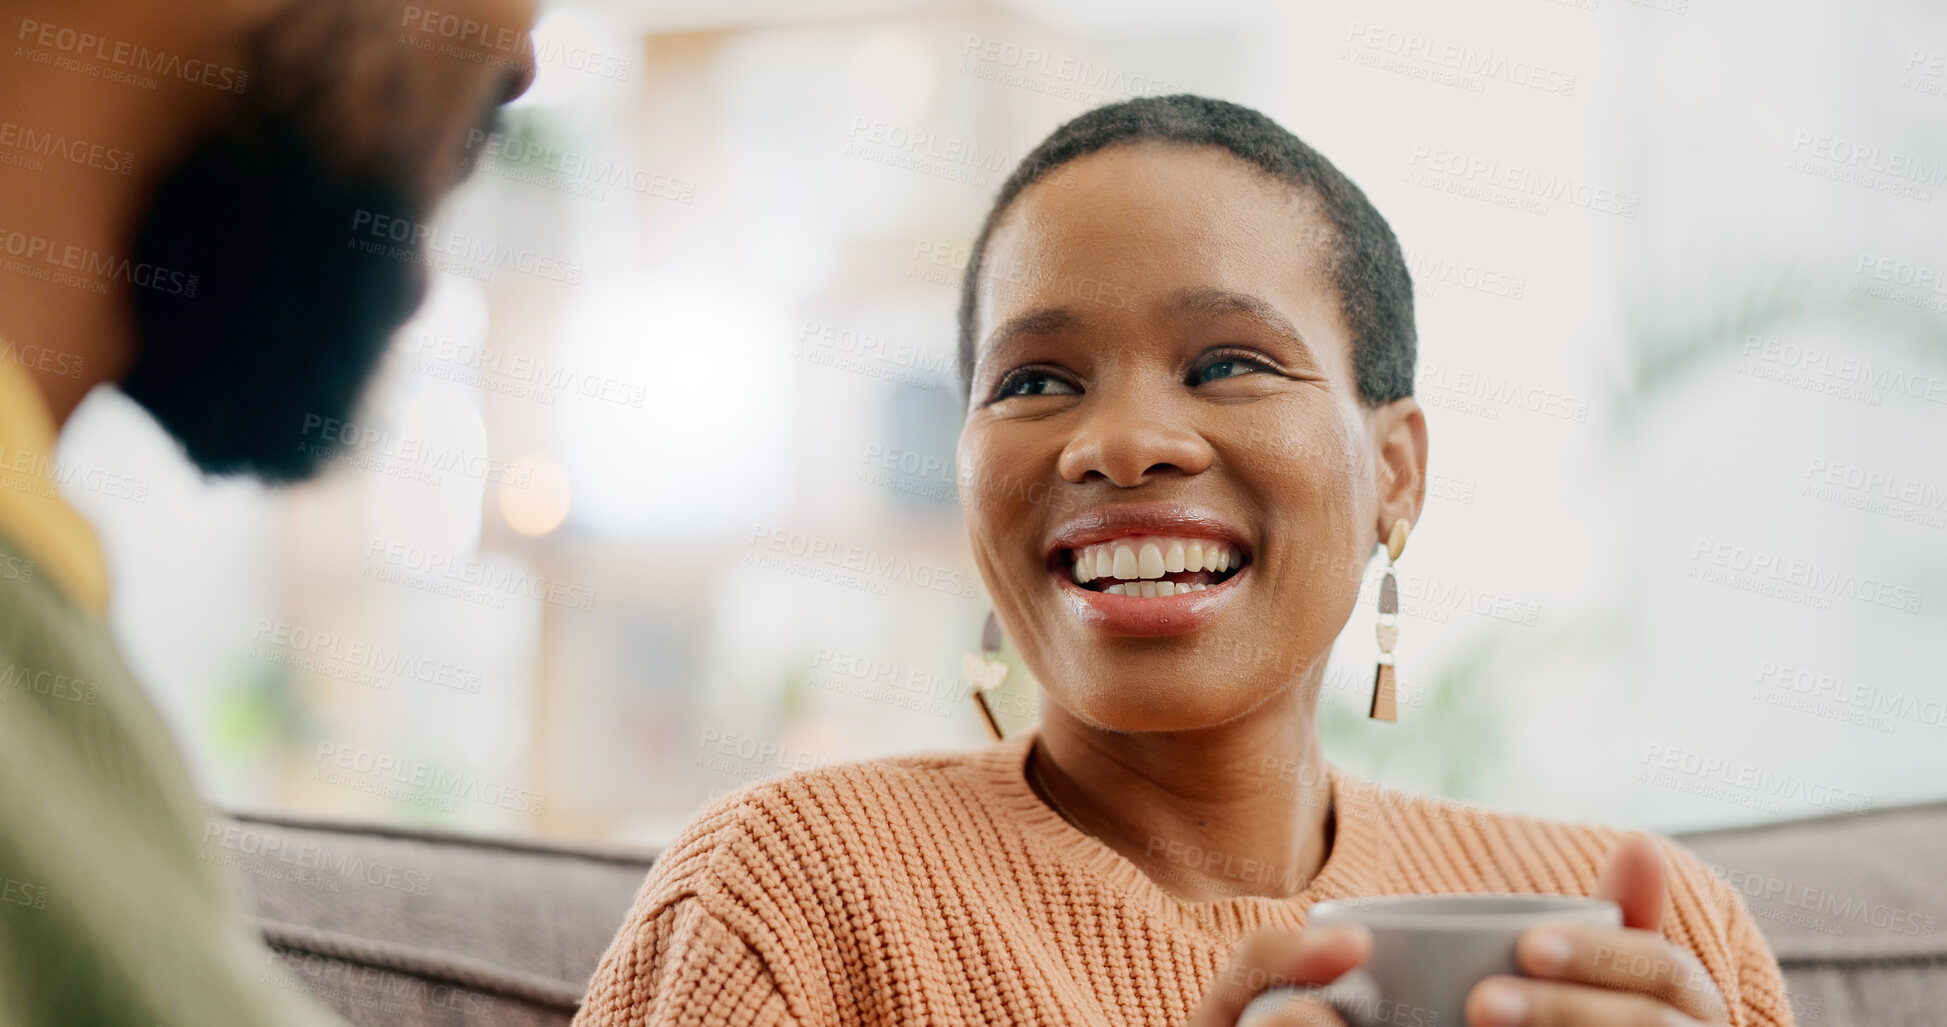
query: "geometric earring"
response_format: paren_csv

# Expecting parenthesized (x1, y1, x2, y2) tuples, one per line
(963, 610, 1010, 741)
(1369, 518, 1410, 722)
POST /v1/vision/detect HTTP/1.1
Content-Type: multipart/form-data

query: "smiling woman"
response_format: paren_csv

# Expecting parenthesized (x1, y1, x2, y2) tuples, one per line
(573, 96, 1793, 1027)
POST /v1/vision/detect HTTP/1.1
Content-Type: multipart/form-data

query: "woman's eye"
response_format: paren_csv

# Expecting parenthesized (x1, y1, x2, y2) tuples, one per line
(1193, 354, 1274, 384)
(996, 371, 1079, 399)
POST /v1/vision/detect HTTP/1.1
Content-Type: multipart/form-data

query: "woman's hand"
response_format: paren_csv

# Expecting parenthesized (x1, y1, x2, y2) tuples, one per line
(1185, 923, 1372, 1027)
(1465, 833, 1731, 1026)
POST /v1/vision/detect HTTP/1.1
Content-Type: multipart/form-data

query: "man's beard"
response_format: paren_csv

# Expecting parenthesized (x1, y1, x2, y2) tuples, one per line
(119, 19, 429, 483)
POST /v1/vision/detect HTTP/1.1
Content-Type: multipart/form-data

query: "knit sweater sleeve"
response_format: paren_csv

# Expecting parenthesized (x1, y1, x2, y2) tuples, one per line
(1652, 836, 1795, 1027)
(574, 798, 816, 1027)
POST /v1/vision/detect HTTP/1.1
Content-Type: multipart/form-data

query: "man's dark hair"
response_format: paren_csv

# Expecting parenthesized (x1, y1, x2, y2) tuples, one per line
(956, 94, 1415, 407)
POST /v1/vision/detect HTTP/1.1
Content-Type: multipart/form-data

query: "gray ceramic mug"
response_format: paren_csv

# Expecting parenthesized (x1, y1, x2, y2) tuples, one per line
(1240, 895, 1621, 1027)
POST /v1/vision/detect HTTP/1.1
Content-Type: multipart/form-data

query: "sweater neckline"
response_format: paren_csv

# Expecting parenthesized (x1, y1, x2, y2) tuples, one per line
(969, 729, 1391, 939)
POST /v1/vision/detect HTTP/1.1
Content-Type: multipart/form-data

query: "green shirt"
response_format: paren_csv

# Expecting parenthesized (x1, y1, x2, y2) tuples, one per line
(0, 532, 341, 1026)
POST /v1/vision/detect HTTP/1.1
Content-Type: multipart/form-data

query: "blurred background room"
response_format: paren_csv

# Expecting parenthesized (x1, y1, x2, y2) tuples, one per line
(54, 0, 1947, 847)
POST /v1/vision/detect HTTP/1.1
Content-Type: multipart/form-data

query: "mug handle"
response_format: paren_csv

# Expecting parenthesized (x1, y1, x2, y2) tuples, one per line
(1236, 972, 1383, 1027)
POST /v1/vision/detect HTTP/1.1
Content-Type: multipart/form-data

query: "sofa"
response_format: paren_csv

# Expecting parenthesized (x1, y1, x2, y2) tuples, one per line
(230, 800, 1945, 1026)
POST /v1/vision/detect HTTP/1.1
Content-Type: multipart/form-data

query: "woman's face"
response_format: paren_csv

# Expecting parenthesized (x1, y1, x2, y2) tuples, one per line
(958, 142, 1425, 733)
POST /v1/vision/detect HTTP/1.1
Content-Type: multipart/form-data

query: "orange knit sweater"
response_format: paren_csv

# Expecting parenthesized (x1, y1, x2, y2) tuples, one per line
(575, 731, 1792, 1026)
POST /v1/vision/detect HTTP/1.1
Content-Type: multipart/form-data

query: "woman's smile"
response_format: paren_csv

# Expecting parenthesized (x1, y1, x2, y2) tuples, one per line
(1045, 502, 1253, 637)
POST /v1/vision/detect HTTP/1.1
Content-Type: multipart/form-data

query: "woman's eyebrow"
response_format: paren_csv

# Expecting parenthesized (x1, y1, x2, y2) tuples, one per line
(982, 306, 1086, 355)
(1167, 287, 1312, 354)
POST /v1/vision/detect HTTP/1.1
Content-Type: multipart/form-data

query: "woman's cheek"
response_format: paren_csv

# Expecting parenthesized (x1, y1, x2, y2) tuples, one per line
(957, 424, 1040, 613)
(1248, 411, 1370, 628)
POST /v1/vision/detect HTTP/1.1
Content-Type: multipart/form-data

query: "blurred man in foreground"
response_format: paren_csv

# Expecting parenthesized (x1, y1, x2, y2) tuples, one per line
(0, 0, 535, 1021)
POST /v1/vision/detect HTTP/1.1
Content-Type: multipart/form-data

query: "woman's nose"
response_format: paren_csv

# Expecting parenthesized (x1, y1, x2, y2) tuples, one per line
(1056, 397, 1216, 487)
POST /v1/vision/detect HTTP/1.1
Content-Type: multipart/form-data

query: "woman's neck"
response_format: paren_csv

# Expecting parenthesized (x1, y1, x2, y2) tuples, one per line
(1028, 686, 1334, 904)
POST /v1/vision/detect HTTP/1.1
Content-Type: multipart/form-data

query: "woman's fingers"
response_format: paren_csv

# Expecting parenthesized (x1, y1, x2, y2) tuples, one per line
(1467, 974, 1709, 1027)
(1235, 991, 1349, 1027)
(1510, 925, 1728, 1024)
(1595, 832, 1670, 933)
(1186, 924, 1372, 1027)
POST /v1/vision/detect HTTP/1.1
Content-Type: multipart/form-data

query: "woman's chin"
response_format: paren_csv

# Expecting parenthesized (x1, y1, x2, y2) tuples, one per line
(1056, 683, 1271, 735)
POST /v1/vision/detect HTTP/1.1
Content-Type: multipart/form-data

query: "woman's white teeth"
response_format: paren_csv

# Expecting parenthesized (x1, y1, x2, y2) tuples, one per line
(1069, 535, 1243, 589)
(1102, 581, 1211, 597)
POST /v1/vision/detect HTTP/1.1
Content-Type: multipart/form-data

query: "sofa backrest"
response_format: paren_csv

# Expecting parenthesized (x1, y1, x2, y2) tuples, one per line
(226, 801, 1946, 1026)
(220, 811, 653, 1027)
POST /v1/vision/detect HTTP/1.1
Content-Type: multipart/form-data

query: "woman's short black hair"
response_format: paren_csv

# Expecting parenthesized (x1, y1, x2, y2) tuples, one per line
(956, 94, 1416, 407)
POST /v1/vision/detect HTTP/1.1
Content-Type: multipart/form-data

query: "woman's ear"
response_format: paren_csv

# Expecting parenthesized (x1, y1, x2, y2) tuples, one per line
(1371, 396, 1428, 543)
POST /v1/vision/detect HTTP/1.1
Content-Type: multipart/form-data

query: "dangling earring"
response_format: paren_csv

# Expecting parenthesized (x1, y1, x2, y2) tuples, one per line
(1370, 518, 1410, 722)
(963, 611, 1009, 741)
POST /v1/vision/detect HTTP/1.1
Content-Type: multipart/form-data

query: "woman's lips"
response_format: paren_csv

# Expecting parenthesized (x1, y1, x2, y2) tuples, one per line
(1042, 503, 1253, 636)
